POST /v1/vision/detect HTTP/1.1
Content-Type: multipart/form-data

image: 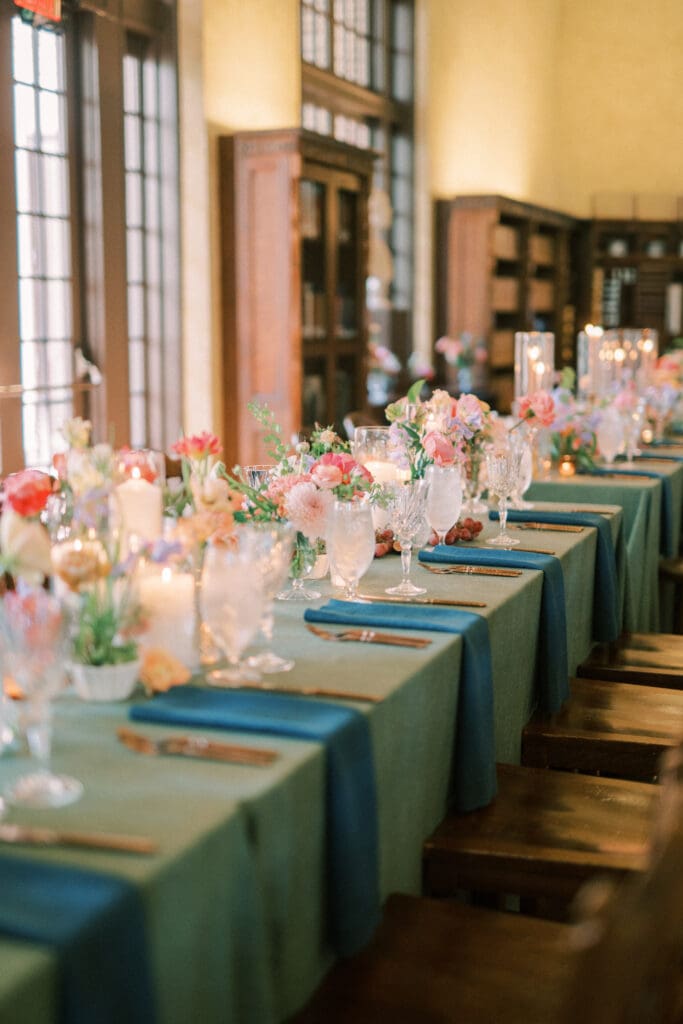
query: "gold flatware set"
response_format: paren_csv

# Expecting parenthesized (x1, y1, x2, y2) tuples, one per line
(117, 726, 278, 766)
(508, 522, 584, 534)
(306, 623, 431, 652)
(421, 564, 522, 578)
(0, 821, 158, 855)
(352, 593, 487, 608)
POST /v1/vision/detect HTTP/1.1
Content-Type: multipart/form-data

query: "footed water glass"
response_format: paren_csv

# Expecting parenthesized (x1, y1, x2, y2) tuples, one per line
(246, 521, 296, 673)
(425, 464, 463, 545)
(326, 499, 376, 599)
(202, 528, 268, 686)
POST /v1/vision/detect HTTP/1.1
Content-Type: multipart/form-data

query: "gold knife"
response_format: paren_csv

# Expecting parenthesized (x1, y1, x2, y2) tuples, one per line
(353, 593, 487, 608)
(118, 726, 278, 766)
(0, 822, 158, 855)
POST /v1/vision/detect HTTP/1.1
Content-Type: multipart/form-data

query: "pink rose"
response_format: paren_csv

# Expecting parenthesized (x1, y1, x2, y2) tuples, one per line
(313, 452, 372, 485)
(311, 463, 343, 489)
(518, 390, 555, 429)
(423, 430, 456, 465)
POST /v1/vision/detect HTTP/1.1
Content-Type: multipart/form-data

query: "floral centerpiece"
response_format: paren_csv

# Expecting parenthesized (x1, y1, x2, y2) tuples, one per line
(226, 404, 375, 530)
(435, 332, 488, 393)
(0, 469, 54, 585)
(548, 385, 598, 473)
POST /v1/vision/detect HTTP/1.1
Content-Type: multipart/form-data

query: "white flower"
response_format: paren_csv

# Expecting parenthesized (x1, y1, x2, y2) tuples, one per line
(61, 416, 92, 449)
(283, 482, 332, 542)
(0, 508, 52, 584)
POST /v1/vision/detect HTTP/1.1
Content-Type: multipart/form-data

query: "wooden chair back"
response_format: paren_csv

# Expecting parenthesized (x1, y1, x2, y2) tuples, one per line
(561, 742, 683, 1024)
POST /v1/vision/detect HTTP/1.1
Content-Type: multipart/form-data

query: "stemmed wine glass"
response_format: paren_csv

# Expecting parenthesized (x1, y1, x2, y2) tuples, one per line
(1, 587, 83, 808)
(246, 521, 296, 673)
(326, 498, 376, 599)
(486, 447, 521, 547)
(425, 464, 463, 546)
(621, 401, 646, 466)
(509, 434, 534, 510)
(385, 478, 430, 596)
(202, 527, 268, 686)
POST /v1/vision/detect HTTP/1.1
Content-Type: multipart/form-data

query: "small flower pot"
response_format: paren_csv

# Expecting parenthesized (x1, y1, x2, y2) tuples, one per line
(70, 660, 141, 702)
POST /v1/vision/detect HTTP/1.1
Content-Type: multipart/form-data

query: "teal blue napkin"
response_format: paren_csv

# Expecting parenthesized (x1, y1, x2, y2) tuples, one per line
(0, 855, 156, 1024)
(419, 546, 569, 713)
(489, 509, 620, 642)
(304, 599, 496, 813)
(131, 686, 379, 956)
(588, 467, 675, 557)
(636, 451, 683, 462)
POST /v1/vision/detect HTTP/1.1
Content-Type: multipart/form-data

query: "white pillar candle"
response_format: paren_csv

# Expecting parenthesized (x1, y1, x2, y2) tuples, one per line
(138, 567, 197, 668)
(114, 468, 163, 548)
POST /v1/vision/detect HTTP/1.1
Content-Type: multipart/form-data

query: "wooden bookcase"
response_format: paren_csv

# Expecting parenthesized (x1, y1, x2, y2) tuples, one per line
(219, 129, 374, 468)
(435, 195, 576, 412)
(575, 219, 683, 348)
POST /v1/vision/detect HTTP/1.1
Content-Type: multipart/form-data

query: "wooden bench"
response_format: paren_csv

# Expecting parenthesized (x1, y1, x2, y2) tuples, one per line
(422, 763, 653, 908)
(522, 676, 683, 780)
(577, 633, 683, 688)
(289, 746, 683, 1024)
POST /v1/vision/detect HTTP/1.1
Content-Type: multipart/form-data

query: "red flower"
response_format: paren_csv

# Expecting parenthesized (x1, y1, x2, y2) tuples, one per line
(171, 432, 222, 461)
(2, 470, 53, 517)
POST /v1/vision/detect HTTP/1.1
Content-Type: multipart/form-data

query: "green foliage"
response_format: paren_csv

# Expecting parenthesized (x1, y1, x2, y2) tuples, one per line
(72, 578, 141, 666)
(246, 401, 290, 463)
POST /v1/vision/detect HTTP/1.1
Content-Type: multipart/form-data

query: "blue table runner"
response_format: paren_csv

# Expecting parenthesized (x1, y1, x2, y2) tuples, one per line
(131, 686, 379, 956)
(0, 855, 156, 1024)
(419, 546, 569, 713)
(588, 466, 675, 557)
(489, 509, 620, 642)
(304, 599, 496, 813)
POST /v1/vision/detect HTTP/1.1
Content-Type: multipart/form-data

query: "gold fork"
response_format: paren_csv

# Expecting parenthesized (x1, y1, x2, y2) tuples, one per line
(306, 623, 432, 650)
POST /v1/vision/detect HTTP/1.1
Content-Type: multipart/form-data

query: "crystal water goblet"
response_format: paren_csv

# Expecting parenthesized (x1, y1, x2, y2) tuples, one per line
(326, 498, 376, 599)
(509, 434, 534, 510)
(1, 587, 83, 809)
(461, 447, 488, 514)
(202, 528, 268, 686)
(621, 401, 646, 465)
(385, 478, 430, 596)
(486, 447, 521, 547)
(246, 521, 296, 673)
(425, 464, 463, 545)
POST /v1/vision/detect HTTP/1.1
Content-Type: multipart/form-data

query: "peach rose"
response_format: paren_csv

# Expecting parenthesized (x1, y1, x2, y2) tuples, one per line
(423, 430, 456, 465)
(517, 390, 555, 429)
(0, 508, 52, 584)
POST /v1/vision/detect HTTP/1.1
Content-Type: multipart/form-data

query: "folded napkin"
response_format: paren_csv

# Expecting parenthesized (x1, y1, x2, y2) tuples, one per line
(489, 509, 620, 643)
(588, 467, 675, 557)
(131, 686, 379, 956)
(304, 599, 495, 813)
(0, 855, 156, 1024)
(419, 547, 569, 714)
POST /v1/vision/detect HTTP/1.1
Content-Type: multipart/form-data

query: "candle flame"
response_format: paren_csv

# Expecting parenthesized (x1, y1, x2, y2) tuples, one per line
(132, 467, 141, 480)
(161, 567, 172, 583)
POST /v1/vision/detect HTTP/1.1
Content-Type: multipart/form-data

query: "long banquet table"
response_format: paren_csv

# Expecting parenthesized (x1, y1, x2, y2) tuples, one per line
(0, 505, 625, 1023)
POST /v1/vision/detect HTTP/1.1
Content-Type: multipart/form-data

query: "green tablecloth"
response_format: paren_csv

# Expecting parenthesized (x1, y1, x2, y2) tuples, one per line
(0, 509, 623, 1022)
(527, 468, 683, 631)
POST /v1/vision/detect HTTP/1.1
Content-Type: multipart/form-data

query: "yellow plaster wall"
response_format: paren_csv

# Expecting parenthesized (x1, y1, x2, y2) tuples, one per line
(203, 0, 300, 131)
(426, 0, 683, 217)
(426, 0, 563, 209)
(555, 0, 683, 216)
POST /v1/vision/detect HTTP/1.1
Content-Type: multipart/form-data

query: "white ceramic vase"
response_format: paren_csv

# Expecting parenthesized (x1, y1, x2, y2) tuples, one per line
(71, 660, 141, 702)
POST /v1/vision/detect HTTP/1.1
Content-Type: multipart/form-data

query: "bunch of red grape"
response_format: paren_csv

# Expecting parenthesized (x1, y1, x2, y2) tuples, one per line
(374, 518, 483, 557)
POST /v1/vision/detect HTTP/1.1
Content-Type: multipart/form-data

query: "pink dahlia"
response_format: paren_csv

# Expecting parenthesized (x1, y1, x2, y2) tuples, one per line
(283, 481, 332, 541)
